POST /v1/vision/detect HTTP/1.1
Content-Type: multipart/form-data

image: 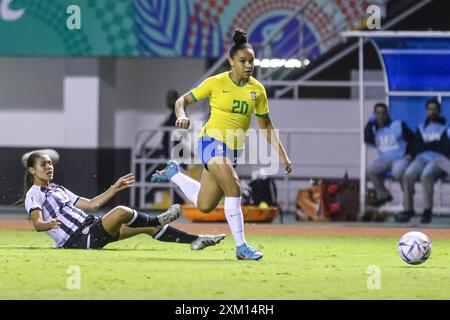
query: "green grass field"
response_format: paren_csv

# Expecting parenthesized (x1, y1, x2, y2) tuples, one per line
(1, 230, 449, 300)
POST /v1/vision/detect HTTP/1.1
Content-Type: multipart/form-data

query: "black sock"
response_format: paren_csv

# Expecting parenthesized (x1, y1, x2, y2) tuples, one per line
(153, 225, 198, 244)
(126, 210, 160, 228)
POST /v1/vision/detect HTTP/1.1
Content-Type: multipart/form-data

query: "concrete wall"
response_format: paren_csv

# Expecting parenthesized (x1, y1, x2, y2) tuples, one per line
(0, 57, 206, 148)
(0, 58, 64, 147)
(112, 58, 207, 148)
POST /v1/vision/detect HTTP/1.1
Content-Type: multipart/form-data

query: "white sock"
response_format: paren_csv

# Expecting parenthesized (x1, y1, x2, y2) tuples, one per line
(170, 172, 200, 207)
(224, 197, 246, 247)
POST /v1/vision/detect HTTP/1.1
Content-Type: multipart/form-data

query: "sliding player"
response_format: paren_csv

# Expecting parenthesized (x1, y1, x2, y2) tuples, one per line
(23, 151, 225, 250)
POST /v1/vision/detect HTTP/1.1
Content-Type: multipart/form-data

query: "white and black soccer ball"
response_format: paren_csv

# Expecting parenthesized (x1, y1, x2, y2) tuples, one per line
(398, 231, 432, 265)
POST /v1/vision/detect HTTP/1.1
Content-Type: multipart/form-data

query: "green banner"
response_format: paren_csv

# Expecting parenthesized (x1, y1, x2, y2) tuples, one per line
(0, 0, 379, 57)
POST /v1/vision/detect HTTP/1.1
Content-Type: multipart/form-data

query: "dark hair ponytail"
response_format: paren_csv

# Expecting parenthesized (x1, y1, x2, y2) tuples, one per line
(229, 28, 252, 58)
(15, 152, 44, 205)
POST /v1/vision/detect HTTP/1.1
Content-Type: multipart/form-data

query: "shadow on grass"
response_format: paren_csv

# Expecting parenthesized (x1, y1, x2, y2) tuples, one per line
(0, 246, 54, 250)
(127, 257, 233, 263)
(0, 246, 233, 262)
(389, 265, 448, 269)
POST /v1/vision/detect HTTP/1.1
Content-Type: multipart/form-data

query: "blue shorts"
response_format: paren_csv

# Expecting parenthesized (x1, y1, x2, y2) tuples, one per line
(198, 134, 241, 169)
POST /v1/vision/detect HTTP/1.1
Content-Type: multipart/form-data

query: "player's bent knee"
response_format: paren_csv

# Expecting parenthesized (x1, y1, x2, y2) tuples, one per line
(403, 172, 416, 182)
(222, 179, 241, 197)
(197, 203, 215, 214)
(420, 174, 434, 183)
(113, 205, 134, 221)
(224, 184, 241, 197)
(114, 205, 132, 213)
(392, 172, 403, 181)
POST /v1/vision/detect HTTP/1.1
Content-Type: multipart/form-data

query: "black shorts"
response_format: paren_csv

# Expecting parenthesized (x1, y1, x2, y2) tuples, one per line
(63, 215, 119, 249)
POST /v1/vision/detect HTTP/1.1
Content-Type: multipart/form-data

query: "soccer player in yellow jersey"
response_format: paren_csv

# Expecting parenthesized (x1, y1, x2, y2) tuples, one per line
(151, 29, 292, 260)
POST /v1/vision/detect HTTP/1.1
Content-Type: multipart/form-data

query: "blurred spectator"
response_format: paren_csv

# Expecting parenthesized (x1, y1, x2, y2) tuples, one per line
(398, 100, 448, 223)
(364, 103, 414, 206)
(161, 89, 180, 158)
(434, 126, 450, 178)
(151, 89, 185, 205)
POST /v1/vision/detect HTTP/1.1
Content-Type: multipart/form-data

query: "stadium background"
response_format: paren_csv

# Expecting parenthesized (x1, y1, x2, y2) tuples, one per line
(1, 0, 450, 301)
(2, 0, 448, 213)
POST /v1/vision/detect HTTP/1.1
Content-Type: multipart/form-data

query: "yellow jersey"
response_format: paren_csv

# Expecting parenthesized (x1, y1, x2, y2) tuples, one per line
(189, 71, 270, 150)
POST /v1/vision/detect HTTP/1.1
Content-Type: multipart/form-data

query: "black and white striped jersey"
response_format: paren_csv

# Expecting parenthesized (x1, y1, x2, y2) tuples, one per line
(25, 184, 88, 248)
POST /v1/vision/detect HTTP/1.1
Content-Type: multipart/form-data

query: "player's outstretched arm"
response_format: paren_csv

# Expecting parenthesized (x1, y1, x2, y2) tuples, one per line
(75, 173, 135, 211)
(257, 117, 292, 174)
(29, 209, 61, 232)
(174, 93, 196, 129)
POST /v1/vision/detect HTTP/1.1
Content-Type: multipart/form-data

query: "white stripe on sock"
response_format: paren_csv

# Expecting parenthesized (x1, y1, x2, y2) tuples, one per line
(126, 209, 138, 226)
(86, 234, 91, 249)
(153, 224, 169, 240)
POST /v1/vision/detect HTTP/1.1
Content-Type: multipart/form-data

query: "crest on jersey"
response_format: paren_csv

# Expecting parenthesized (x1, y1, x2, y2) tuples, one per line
(250, 91, 257, 100)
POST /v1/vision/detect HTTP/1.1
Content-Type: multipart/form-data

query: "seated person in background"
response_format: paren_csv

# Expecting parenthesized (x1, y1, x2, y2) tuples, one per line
(364, 102, 414, 206)
(398, 100, 448, 223)
(435, 127, 450, 175)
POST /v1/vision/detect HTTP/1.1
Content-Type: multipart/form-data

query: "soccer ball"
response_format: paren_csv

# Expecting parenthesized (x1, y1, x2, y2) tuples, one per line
(398, 231, 432, 265)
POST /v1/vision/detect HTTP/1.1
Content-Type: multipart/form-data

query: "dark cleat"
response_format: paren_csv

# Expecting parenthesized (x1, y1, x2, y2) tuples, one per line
(420, 209, 433, 224)
(368, 195, 393, 207)
(395, 210, 415, 223)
